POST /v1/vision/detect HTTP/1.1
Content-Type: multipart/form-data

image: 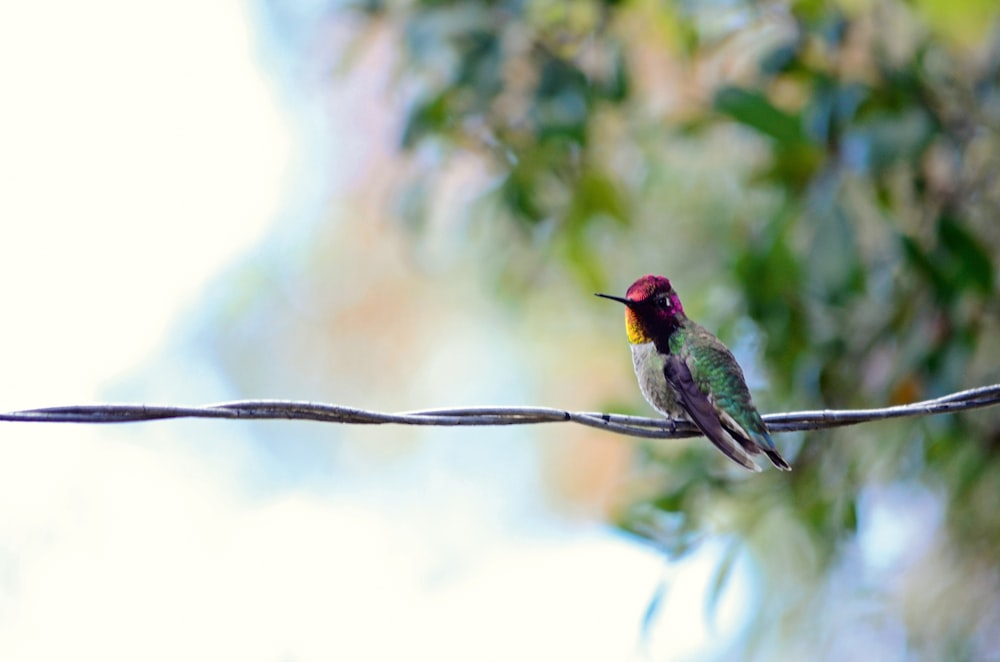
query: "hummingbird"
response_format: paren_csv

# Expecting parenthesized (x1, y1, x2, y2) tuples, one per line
(596, 275, 790, 472)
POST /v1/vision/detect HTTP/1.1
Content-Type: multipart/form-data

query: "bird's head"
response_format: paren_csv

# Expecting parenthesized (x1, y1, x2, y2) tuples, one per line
(596, 274, 685, 344)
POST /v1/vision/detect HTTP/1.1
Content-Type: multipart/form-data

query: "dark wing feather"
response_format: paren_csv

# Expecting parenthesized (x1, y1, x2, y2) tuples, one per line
(663, 354, 760, 472)
(717, 417, 792, 472)
(763, 449, 792, 471)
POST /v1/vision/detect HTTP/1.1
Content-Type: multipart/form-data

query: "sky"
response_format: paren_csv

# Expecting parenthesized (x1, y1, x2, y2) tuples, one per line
(0, 2, 751, 660)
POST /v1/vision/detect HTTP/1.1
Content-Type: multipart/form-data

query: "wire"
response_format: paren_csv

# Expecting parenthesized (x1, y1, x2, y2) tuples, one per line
(1, 383, 997, 439)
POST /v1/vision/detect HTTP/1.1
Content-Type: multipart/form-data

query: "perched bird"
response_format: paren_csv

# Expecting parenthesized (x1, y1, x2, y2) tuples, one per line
(596, 275, 790, 472)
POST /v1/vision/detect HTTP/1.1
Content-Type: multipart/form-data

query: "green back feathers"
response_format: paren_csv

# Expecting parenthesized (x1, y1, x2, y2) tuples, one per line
(672, 322, 766, 435)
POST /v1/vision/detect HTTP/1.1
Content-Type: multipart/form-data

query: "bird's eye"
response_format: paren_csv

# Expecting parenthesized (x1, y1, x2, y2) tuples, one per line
(656, 295, 670, 309)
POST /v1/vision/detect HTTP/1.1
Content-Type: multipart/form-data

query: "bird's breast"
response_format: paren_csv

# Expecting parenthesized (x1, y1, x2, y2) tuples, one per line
(630, 342, 683, 418)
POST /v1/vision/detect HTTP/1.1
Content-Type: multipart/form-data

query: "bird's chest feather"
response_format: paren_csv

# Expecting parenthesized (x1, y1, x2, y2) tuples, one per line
(630, 342, 683, 416)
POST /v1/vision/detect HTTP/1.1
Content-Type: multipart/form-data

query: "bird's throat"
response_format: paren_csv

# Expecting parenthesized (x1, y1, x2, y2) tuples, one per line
(625, 308, 653, 345)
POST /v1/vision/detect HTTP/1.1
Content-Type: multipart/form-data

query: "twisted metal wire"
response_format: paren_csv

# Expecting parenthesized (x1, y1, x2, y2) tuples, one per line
(1, 384, 997, 439)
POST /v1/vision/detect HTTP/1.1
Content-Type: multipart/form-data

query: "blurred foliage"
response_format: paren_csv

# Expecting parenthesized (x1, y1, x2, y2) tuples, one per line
(333, 0, 1000, 657)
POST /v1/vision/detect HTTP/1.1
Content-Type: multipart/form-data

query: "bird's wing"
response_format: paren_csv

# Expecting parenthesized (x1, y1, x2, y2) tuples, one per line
(683, 338, 792, 471)
(663, 353, 760, 472)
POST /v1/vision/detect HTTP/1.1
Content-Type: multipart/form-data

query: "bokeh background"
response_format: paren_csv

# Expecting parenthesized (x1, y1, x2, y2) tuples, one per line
(2, 1, 999, 660)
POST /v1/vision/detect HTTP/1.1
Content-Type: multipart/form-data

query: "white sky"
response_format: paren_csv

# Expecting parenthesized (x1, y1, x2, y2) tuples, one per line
(0, 2, 748, 660)
(0, 1, 289, 405)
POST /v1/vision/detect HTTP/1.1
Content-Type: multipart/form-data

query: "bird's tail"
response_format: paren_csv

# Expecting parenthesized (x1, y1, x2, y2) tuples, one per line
(751, 429, 792, 471)
(762, 448, 792, 471)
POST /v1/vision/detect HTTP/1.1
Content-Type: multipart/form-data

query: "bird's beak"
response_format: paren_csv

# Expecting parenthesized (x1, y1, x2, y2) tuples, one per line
(595, 292, 633, 307)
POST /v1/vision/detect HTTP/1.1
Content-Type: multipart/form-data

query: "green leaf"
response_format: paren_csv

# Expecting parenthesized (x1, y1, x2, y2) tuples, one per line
(402, 91, 454, 148)
(598, 46, 630, 102)
(938, 214, 995, 293)
(900, 234, 952, 301)
(500, 161, 545, 225)
(565, 168, 629, 229)
(714, 86, 806, 145)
